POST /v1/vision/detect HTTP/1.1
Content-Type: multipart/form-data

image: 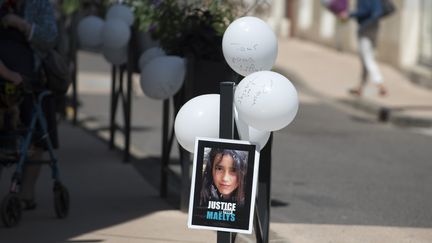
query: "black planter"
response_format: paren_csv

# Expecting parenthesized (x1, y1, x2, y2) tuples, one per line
(173, 55, 239, 111)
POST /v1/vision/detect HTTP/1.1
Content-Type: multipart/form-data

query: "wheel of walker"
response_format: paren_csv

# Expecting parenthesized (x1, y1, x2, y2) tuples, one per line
(1, 193, 22, 227)
(53, 182, 70, 219)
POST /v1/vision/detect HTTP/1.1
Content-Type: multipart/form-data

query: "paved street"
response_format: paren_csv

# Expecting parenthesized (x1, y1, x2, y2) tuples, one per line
(0, 38, 431, 242)
(272, 91, 432, 227)
(77, 42, 432, 239)
(76, 82, 432, 229)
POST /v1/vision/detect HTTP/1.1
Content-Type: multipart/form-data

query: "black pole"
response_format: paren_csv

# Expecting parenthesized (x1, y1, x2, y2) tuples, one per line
(109, 65, 117, 149)
(160, 99, 170, 197)
(124, 45, 133, 163)
(255, 134, 272, 243)
(217, 81, 235, 243)
(219, 82, 234, 139)
(70, 12, 79, 125)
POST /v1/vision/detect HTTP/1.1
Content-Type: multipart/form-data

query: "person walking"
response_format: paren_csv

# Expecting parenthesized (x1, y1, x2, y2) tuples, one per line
(0, 0, 58, 209)
(339, 0, 388, 97)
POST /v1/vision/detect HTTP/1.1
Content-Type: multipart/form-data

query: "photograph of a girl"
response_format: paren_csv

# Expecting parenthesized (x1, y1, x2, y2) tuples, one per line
(188, 138, 259, 233)
(200, 148, 248, 207)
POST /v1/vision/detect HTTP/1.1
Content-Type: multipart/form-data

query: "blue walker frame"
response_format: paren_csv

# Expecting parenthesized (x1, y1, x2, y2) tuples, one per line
(0, 90, 69, 227)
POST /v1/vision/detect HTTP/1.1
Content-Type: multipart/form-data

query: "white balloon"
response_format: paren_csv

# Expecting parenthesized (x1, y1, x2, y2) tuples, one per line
(102, 19, 131, 49)
(234, 71, 298, 131)
(77, 16, 104, 49)
(234, 107, 270, 150)
(140, 56, 186, 99)
(222, 16, 278, 76)
(106, 4, 134, 26)
(138, 47, 166, 71)
(102, 46, 127, 65)
(174, 94, 220, 152)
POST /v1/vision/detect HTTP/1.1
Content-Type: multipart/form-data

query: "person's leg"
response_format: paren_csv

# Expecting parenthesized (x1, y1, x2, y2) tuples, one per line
(358, 37, 387, 96)
(350, 48, 368, 96)
(19, 145, 44, 210)
(17, 94, 42, 210)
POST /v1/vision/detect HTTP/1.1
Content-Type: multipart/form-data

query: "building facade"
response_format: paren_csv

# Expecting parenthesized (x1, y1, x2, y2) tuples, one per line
(259, 0, 431, 89)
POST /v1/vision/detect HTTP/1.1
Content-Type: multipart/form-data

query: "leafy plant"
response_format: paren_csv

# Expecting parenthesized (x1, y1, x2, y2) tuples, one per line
(131, 0, 238, 61)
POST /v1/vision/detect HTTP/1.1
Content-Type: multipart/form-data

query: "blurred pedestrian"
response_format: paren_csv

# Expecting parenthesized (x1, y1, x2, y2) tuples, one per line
(0, 0, 58, 209)
(339, 0, 388, 97)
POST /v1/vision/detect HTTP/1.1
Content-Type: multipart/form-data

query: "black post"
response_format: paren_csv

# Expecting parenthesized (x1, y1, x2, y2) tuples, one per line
(109, 65, 117, 149)
(124, 42, 133, 163)
(255, 134, 272, 243)
(179, 147, 191, 212)
(217, 82, 235, 243)
(160, 99, 170, 197)
(70, 12, 79, 125)
(219, 82, 234, 139)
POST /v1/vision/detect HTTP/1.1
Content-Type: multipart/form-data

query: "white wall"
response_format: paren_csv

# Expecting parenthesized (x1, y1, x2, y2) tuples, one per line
(399, 0, 421, 68)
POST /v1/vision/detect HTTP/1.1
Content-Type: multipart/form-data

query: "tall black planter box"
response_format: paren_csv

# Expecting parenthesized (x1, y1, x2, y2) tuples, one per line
(174, 55, 238, 112)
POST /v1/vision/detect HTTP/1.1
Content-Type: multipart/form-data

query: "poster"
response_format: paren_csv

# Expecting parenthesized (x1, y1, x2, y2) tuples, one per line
(188, 137, 260, 234)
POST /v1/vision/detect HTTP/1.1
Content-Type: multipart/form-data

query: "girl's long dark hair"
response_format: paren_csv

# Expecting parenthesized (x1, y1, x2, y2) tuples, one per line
(199, 148, 248, 206)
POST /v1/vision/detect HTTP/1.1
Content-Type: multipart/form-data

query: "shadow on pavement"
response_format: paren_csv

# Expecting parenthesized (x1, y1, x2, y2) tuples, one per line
(0, 122, 174, 242)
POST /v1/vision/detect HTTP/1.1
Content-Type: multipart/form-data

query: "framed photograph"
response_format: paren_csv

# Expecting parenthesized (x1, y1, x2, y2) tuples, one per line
(187, 137, 260, 234)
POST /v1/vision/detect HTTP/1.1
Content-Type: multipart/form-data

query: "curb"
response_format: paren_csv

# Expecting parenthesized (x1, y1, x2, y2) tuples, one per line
(341, 99, 432, 127)
(276, 66, 432, 128)
(390, 111, 432, 128)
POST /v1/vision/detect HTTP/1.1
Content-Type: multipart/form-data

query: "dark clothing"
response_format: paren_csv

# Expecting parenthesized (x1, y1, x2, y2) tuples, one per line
(0, 0, 58, 70)
(0, 28, 38, 83)
(19, 93, 59, 149)
(0, 0, 58, 149)
(350, 0, 383, 45)
(350, 0, 383, 26)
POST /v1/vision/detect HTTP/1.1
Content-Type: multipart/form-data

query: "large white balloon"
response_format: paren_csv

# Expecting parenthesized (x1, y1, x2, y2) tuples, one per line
(106, 4, 134, 26)
(77, 16, 104, 49)
(222, 16, 278, 76)
(174, 94, 220, 153)
(102, 46, 127, 65)
(234, 71, 298, 131)
(234, 108, 270, 150)
(138, 47, 166, 71)
(140, 56, 186, 99)
(101, 19, 131, 49)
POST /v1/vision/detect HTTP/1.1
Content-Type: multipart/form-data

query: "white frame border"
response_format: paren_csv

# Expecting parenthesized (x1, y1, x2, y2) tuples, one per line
(187, 137, 260, 234)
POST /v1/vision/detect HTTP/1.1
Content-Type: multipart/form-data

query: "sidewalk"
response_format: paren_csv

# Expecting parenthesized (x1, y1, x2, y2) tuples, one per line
(0, 122, 216, 242)
(275, 38, 432, 128)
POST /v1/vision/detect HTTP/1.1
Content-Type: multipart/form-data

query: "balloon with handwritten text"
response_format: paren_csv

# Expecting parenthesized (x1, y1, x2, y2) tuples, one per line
(234, 71, 298, 131)
(222, 16, 278, 77)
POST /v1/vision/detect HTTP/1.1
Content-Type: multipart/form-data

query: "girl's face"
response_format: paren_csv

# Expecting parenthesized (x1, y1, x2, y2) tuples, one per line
(212, 154, 239, 198)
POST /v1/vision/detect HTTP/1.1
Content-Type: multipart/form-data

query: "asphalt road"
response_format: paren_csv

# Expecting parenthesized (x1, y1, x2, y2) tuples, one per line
(75, 50, 432, 230)
(75, 89, 432, 230)
(271, 93, 432, 228)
